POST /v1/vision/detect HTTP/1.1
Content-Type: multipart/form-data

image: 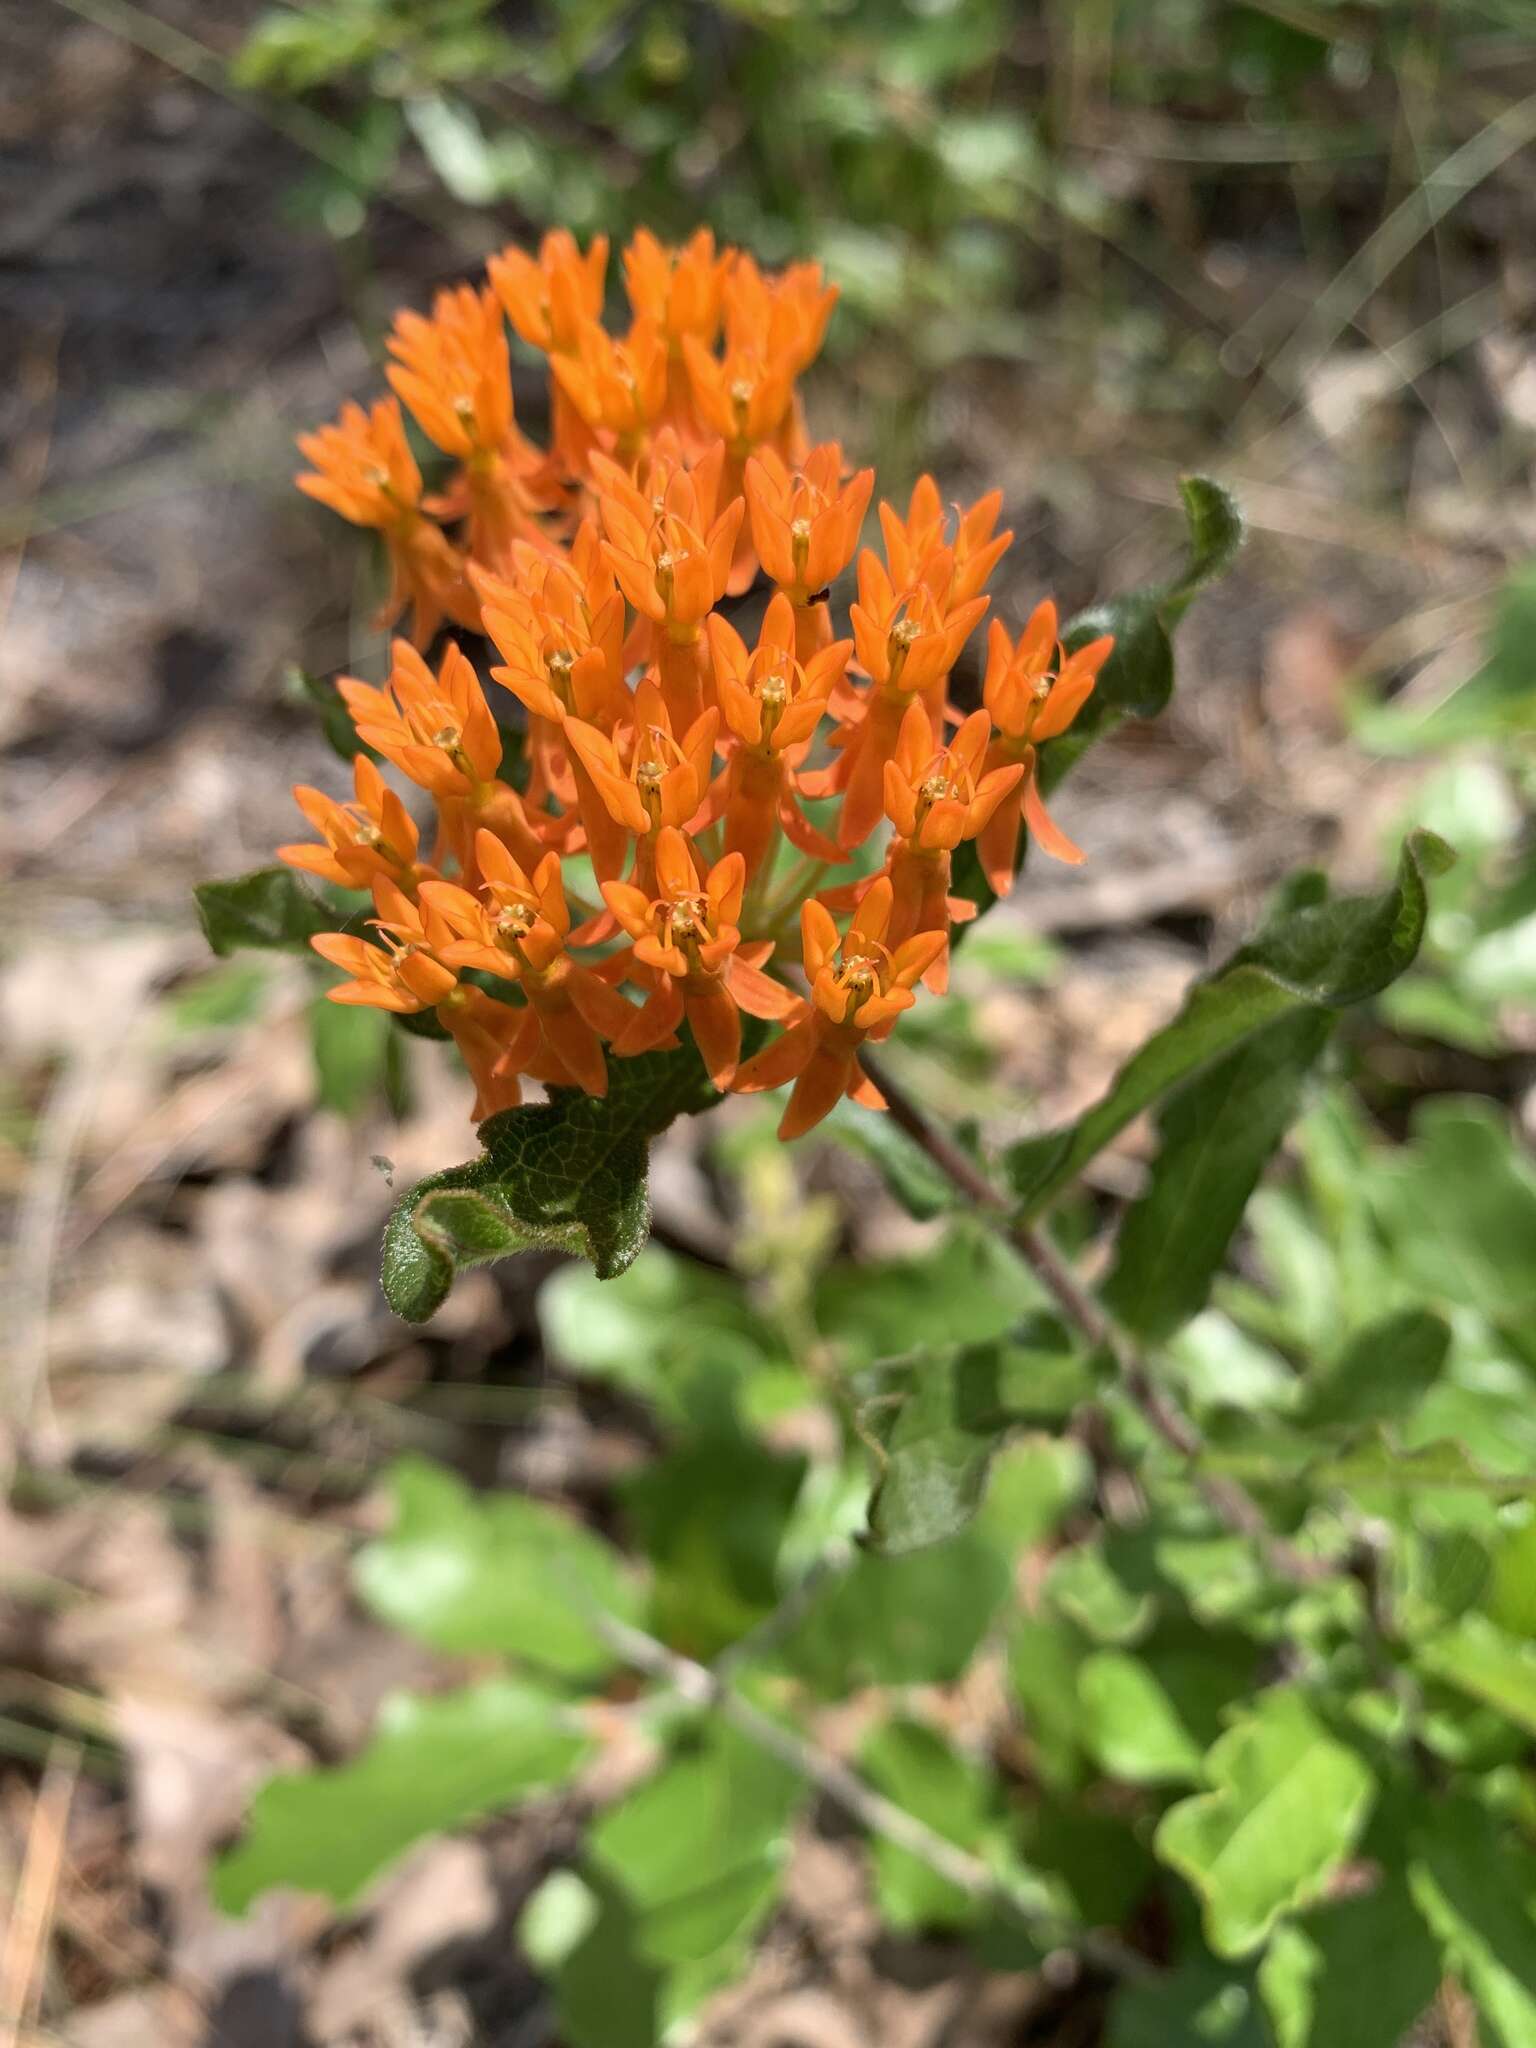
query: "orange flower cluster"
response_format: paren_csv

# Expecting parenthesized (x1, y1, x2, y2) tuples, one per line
(290, 229, 1112, 1139)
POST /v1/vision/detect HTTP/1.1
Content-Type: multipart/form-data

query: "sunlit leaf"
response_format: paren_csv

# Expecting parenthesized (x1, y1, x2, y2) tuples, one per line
(214, 1680, 588, 1913)
(354, 1457, 639, 1680)
(1154, 1689, 1376, 1957)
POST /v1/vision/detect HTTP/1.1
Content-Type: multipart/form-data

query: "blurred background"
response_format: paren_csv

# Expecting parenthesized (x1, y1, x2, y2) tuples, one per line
(3, 0, 1536, 2042)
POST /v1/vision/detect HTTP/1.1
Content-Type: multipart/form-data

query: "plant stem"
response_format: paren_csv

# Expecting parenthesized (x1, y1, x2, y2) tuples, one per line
(590, 1610, 1152, 1983)
(860, 1054, 1331, 1586)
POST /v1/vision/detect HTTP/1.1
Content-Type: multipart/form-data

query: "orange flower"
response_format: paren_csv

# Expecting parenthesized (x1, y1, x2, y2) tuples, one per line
(278, 754, 423, 895)
(488, 230, 610, 475)
(311, 879, 458, 1014)
(594, 443, 743, 728)
(386, 284, 513, 463)
(978, 604, 1113, 887)
(421, 833, 637, 1098)
(707, 593, 850, 878)
(817, 551, 991, 849)
(879, 477, 1013, 611)
(595, 444, 742, 632)
(623, 227, 727, 350)
(338, 640, 543, 882)
(601, 827, 797, 1086)
(488, 229, 609, 355)
(744, 443, 873, 610)
(551, 317, 668, 456)
(387, 283, 563, 565)
(474, 523, 628, 850)
(733, 879, 945, 1138)
(682, 332, 797, 460)
(295, 397, 475, 645)
(724, 253, 838, 373)
(339, 640, 502, 800)
(564, 681, 718, 853)
(296, 396, 423, 529)
(875, 701, 1024, 987)
(310, 880, 521, 1120)
(883, 703, 1024, 854)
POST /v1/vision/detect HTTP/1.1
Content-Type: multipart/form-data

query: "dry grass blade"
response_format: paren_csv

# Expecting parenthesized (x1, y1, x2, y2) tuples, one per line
(0, 1742, 81, 2048)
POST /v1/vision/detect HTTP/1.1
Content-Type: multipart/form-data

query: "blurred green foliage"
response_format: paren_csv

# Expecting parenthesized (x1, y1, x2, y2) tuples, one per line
(235, 0, 1530, 363)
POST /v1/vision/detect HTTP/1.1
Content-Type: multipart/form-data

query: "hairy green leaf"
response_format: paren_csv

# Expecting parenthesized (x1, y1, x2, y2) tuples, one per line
(1078, 1632, 1259, 1787)
(1154, 1689, 1376, 1957)
(860, 1322, 1091, 1553)
(214, 1680, 588, 1913)
(1103, 1006, 1332, 1341)
(196, 866, 359, 957)
(381, 1041, 727, 1321)
(1007, 832, 1451, 1217)
(353, 1457, 639, 1680)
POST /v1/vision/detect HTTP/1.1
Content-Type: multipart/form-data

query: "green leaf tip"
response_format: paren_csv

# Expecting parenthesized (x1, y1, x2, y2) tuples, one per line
(195, 866, 358, 958)
(380, 1039, 727, 1322)
(1007, 831, 1452, 1221)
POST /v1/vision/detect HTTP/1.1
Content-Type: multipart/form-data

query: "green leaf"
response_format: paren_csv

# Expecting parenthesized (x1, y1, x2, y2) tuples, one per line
(1416, 1614, 1536, 1738)
(1409, 1797, 1536, 2048)
(1154, 1689, 1376, 1958)
(196, 866, 357, 957)
(1162, 475, 1246, 622)
(620, 1431, 806, 1660)
(824, 1099, 958, 1220)
(163, 960, 269, 1033)
(1367, 1098, 1536, 1324)
(540, 1247, 798, 1423)
(283, 662, 376, 762)
(1006, 833, 1451, 1217)
(1103, 1006, 1333, 1341)
(1301, 1307, 1451, 1431)
(310, 991, 391, 1117)
(780, 1534, 1010, 1697)
(858, 1718, 994, 1930)
(812, 1223, 1040, 1366)
(860, 1322, 1091, 1553)
(353, 1457, 638, 1681)
(1078, 1633, 1260, 1787)
(214, 1680, 588, 1913)
(589, 1720, 801, 1965)
(381, 1041, 728, 1321)
(1009, 1616, 1091, 1791)
(403, 92, 500, 204)
(1110, 1956, 1270, 2048)
(1261, 1877, 1442, 2048)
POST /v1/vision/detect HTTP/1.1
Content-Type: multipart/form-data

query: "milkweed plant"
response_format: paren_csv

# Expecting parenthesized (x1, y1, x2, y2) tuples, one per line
(199, 232, 1536, 2048)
